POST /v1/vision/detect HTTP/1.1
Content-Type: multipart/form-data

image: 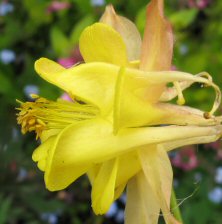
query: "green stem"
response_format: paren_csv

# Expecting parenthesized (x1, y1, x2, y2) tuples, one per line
(170, 188, 184, 224)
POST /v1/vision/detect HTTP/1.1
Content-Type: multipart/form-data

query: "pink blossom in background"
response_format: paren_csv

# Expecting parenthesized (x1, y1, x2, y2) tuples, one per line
(71, 46, 83, 62)
(57, 47, 83, 68)
(60, 93, 73, 102)
(188, 0, 211, 9)
(204, 141, 222, 160)
(58, 47, 83, 101)
(47, 1, 71, 13)
(0, 2, 14, 16)
(57, 58, 76, 68)
(212, 142, 222, 160)
(204, 141, 220, 150)
(171, 65, 177, 71)
(217, 150, 222, 160)
(171, 146, 198, 171)
(9, 160, 17, 173)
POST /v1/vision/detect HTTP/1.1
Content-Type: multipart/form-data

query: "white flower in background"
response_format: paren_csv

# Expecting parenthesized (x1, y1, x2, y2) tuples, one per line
(106, 202, 118, 217)
(0, 2, 14, 16)
(0, 49, 16, 64)
(208, 187, 222, 204)
(120, 193, 126, 204)
(16, 168, 28, 182)
(194, 172, 202, 183)
(41, 212, 58, 224)
(179, 44, 189, 55)
(90, 0, 105, 6)
(12, 128, 19, 141)
(23, 85, 39, 98)
(215, 167, 222, 184)
(115, 209, 125, 223)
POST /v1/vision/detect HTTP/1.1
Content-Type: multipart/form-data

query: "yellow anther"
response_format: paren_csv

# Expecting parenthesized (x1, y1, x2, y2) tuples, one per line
(30, 94, 39, 99)
(36, 124, 43, 129)
(19, 110, 27, 116)
(36, 97, 48, 103)
(28, 127, 36, 132)
(28, 119, 36, 125)
(22, 120, 27, 128)
(204, 112, 211, 119)
(37, 119, 46, 126)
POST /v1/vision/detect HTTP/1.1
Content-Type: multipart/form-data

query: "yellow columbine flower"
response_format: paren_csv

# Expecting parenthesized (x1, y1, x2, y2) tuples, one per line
(16, 0, 222, 223)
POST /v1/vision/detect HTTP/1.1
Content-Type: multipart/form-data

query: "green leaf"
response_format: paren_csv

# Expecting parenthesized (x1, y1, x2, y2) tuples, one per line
(0, 195, 12, 224)
(72, 0, 92, 14)
(50, 26, 71, 57)
(23, 0, 51, 25)
(0, 20, 21, 48)
(70, 15, 95, 46)
(135, 6, 146, 34)
(0, 72, 13, 95)
(169, 9, 198, 29)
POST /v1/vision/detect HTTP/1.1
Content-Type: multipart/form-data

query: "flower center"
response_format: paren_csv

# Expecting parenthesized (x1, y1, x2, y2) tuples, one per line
(16, 94, 99, 139)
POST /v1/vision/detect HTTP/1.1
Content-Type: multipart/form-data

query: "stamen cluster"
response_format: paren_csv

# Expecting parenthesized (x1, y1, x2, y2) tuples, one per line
(16, 95, 98, 139)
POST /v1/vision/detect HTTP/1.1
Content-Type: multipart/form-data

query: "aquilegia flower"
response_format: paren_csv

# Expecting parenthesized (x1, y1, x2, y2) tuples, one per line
(17, 0, 222, 223)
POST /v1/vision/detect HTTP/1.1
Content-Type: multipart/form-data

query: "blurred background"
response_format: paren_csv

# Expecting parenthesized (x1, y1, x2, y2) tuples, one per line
(1, 0, 222, 223)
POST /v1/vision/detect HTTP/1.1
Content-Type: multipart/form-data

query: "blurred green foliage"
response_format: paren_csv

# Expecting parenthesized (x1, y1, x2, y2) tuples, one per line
(1, 0, 222, 223)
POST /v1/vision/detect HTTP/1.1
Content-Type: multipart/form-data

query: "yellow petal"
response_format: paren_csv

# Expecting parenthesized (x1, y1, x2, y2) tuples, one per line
(100, 5, 142, 61)
(91, 158, 119, 214)
(115, 151, 141, 187)
(114, 183, 126, 201)
(155, 103, 222, 126)
(139, 145, 180, 224)
(35, 120, 221, 191)
(88, 152, 140, 203)
(140, 0, 173, 71)
(40, 129, 61, 142)
(37, 159, 46, 171)
(32, 136, 55, 162)
(35, 58, 215, 118)
(43, 125, 91, 191)
(113, 68, 213, 132)
(35, 58, 119, 115)
(163, 135, 221, 152)
(114, 67, 221, 129)
(45, 163, 90, 191)
(114, 67, 163, 131)
(125, 172, 160, 224)
(32, 131, 90, 191)
(79, 23, 127, 66)
(32, 136, 57, 172)
(47, 118, 222, 167)
(88, 152, 140, 189)
(87, 164, 101, 185)
(87, 164, 126, 201)
(87, 150, 141, 188)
